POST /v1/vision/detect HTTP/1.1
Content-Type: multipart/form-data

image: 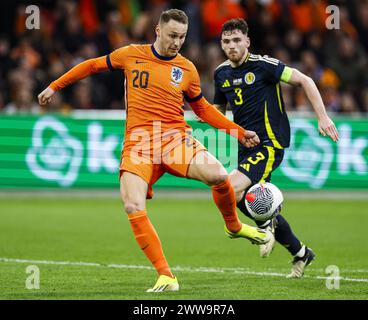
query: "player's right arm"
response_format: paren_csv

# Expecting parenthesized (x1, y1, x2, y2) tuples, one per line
(38, 47, 128, 106)
(38, 56, 109, 106)
(213, 68, 228, 116)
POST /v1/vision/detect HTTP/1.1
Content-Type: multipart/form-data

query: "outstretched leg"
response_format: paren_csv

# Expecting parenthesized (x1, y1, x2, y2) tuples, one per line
(187, 151, 271, 245)
(274, 214, 303, 256)
(120, 171, 178, 292)
(229, 169, 312, 263)
(275, 215, 316, 278)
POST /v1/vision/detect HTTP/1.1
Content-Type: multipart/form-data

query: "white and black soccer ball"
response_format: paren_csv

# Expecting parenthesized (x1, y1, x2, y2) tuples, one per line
(245, 182, 283, 221)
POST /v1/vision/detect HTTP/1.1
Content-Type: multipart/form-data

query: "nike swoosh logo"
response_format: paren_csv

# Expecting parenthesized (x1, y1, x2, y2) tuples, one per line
(136, 60, 147, 64)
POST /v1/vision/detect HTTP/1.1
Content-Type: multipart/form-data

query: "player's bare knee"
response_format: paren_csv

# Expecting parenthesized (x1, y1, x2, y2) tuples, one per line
(235, 190, 245, 203)
(207, 168, 228, 186)
(229, 170, 252, 194)
(124, 201, 142, 214)
(231, 180, 246, 194)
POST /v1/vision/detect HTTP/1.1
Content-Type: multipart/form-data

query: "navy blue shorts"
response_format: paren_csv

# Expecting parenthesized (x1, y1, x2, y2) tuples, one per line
(237, 145, 284, 184)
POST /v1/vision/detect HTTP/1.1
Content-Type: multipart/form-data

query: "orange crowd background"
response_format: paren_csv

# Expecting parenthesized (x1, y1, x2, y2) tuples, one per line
(0, 0, 367, 115)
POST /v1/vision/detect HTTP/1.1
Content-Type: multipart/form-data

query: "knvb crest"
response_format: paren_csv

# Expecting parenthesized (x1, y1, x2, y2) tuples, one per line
(171, 67, 183, 83)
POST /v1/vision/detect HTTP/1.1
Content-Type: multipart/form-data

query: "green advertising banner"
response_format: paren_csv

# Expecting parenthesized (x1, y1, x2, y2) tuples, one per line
(0, 114, 367, 190)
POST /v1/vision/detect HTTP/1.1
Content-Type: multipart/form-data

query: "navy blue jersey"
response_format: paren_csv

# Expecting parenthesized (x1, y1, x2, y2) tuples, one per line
(214, 53, 290, 150)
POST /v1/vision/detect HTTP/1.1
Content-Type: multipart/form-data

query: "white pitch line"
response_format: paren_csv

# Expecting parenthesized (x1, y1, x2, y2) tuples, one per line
(1, 257, 367, 283)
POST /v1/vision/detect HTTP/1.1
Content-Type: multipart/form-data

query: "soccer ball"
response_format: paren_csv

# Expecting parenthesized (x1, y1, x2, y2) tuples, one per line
(245, 182, 283, 221)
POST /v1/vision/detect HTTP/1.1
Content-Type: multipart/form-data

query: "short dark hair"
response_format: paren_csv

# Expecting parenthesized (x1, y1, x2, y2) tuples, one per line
(159, 9, 188, 25)
(221, 18, 249, 35)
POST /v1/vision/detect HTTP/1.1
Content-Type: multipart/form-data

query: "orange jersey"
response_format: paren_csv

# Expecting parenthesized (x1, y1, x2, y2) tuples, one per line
(49, 43, 251, 195)
(108, 44, 201, 134)
(49, 43, 246, 149)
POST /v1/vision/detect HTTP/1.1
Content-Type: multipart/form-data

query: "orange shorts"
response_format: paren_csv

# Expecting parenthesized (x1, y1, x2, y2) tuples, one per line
(119, 133, 206, 199)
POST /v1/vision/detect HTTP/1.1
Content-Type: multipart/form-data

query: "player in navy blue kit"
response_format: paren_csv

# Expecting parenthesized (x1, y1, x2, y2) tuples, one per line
(213, 18, 339, 278)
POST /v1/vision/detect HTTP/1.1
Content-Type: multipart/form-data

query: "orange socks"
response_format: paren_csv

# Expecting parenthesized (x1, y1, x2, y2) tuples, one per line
(212, 178, 242, 233)
(128, 210, 174, 278)
(128, 180, 239, 277)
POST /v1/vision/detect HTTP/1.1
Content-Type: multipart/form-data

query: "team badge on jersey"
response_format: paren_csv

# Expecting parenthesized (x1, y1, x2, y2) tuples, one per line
(171, 67, 183, 83)
(244, 72, 255, 85)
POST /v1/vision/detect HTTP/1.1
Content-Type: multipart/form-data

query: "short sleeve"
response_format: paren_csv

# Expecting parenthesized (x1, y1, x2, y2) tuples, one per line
(213, 70, 228, 105)
(184, 64, 203, 103)
(107, 46, 131, 70)
(259, 55, 286, 83)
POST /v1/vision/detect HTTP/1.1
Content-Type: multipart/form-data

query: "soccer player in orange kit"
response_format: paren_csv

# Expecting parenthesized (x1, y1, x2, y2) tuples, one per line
(38, 9, 271, 292)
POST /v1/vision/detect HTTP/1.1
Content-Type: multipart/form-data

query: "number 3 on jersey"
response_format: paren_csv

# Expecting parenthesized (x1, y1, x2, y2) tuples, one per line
(234, 88, 243, 105)
(240, 152, 265, 172)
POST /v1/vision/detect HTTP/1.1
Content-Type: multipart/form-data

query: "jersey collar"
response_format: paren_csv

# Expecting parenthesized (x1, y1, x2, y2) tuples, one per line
(151, 44, 177, 61)
(231, 52, 250, 69)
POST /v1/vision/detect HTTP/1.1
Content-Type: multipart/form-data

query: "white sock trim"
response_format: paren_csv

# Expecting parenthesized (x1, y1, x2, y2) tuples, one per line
(258, 220, 271, 228)
(295, 245, 306, 258)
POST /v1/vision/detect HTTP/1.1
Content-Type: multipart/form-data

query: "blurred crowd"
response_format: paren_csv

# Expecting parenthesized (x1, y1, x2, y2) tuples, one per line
(0, 0, 368, 115)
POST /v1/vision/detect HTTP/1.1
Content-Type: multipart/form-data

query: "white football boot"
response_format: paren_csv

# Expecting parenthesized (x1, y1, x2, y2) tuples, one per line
(286, 247, 316, 278)
(259, 218, 276, 258)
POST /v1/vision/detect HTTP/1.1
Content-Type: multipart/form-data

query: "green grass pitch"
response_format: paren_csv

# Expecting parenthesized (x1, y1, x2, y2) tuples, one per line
(0, 195, 367, 300)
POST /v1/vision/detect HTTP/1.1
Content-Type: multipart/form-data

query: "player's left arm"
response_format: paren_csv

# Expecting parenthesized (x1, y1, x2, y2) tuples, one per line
(281, 67, 339, 142)
(213, 103, 227, 115)
(186, 63, 259, 148)
(190, 97, 259, 148)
